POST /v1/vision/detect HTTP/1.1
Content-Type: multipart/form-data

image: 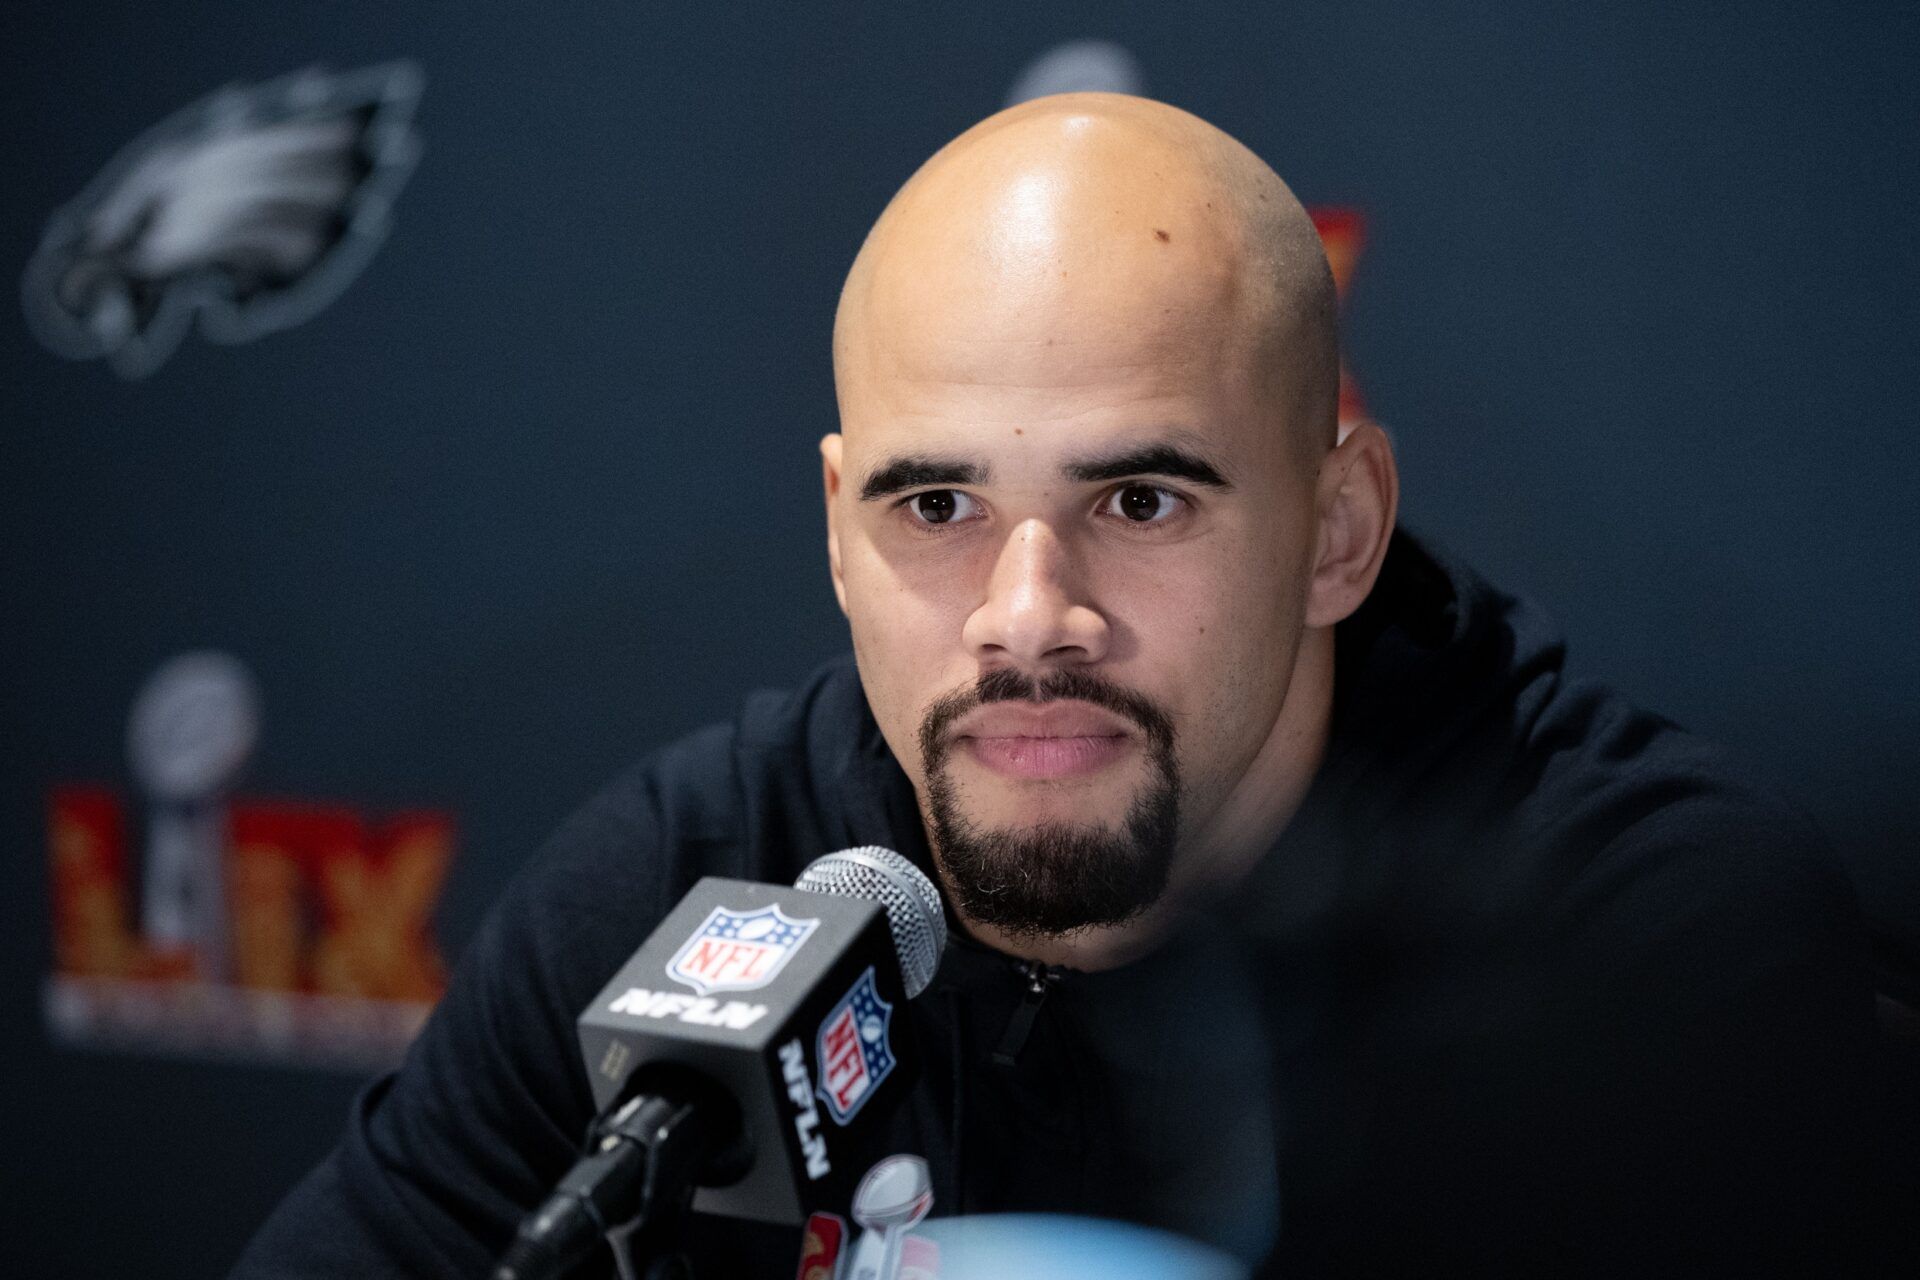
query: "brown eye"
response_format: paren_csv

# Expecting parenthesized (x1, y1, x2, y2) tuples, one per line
(1107, 483, 1179, 524)
(1119, 485, 1162, 521)
(905, 490, 978, 526)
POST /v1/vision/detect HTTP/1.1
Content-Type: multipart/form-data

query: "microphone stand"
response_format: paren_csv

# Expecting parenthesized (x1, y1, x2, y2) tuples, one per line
(592, 1093, 704, 1280)
(494, 1073, 743, 1280)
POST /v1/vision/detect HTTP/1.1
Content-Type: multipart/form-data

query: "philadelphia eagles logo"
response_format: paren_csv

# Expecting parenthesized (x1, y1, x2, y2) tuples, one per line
(21, 61, 422, 378)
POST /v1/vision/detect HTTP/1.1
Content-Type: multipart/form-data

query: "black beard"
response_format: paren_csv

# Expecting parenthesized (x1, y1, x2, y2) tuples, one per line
(918, 667, 1181, 939)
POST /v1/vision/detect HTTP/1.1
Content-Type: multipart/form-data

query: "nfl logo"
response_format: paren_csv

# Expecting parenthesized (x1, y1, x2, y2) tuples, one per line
(815, 966, 896, 1125)
(666, 904, 818, 996)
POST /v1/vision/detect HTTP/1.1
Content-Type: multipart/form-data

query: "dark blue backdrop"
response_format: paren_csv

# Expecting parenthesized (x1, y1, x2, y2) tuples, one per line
(3, 3, 1914, 1274)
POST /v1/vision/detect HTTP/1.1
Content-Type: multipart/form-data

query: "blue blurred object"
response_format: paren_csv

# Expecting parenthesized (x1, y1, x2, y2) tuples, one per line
(914, 1213, 1248, 1280)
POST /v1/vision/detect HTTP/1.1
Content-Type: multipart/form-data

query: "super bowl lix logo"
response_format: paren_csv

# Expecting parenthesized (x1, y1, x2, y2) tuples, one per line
(46, 651, 454, 1068)
(667, 904, 818, 996)
(816, 966, 896, 1125)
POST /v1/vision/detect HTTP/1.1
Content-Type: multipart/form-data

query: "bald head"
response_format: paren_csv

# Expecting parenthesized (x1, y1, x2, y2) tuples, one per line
(833, 93, 1339, 465)
(820, 96, 1400, 961)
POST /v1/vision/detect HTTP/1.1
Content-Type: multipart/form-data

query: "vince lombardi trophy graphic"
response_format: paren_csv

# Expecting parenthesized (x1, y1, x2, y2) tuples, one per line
(847, 1155, 935, 1280)
(126, 652, 260, 982)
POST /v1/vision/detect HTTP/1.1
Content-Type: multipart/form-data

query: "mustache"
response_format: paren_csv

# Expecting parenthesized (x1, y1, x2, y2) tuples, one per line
(917, 667, 1177, 768)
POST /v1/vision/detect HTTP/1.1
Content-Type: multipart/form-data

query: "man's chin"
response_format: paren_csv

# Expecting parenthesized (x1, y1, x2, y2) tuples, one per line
(926, 784, 1179, 936)
(955, 816, 1133, 858)
(943, 781, 1139, 836)
(930, 817, 1173, 939)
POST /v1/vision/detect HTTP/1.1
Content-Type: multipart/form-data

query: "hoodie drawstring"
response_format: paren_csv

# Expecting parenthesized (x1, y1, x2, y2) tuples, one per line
(992, 961, 1061, 1067)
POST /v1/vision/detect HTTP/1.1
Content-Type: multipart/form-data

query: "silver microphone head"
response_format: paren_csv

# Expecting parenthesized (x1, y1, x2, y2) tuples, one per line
(794, 846, 947, 999)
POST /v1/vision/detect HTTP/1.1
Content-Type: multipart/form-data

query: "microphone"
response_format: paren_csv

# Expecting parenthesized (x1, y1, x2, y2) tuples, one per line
(495, 847, 946, 1280)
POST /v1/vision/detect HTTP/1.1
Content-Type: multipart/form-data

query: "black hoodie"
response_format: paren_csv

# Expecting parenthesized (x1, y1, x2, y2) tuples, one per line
(231, 527, 1892, 1278)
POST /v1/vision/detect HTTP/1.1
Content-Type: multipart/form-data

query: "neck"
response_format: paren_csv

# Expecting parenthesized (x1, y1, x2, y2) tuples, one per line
(939, 625, 1336, 971)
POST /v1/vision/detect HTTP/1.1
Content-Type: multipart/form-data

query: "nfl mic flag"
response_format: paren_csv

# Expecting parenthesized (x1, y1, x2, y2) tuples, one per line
(577, 875, 922, 1225)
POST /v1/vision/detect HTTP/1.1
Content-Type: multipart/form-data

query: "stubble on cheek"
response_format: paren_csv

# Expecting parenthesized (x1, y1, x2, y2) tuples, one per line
(847, 609, 951, 800)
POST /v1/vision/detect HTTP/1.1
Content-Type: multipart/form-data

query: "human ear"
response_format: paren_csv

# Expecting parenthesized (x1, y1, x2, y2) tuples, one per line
(820, 433, 849, 616)
(1303, 420, 1398, 629)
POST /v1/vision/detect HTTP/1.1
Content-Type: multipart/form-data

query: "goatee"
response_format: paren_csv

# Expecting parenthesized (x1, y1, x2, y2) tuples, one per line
(918, 667, 1181, 939)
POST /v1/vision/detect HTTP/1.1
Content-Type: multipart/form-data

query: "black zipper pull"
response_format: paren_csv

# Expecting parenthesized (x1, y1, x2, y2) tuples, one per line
(992, 961, 1058, 1067)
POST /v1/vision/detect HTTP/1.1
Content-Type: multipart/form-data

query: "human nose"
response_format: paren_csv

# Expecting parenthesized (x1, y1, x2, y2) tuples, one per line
(961, 518, 1110, 667)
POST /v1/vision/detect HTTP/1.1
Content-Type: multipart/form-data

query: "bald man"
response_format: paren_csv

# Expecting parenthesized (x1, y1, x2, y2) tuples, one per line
(235, 96, 1893, 1278)
(825, 94, 1370, 975)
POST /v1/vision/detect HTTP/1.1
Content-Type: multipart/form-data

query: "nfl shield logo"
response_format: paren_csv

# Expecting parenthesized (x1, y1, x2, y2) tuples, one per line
(666, 904, 818, 996)
(815, 966, 896, 1125)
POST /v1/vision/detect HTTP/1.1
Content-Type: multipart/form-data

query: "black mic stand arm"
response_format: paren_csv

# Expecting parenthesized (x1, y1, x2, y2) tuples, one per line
(493, 1070, 744, 1280)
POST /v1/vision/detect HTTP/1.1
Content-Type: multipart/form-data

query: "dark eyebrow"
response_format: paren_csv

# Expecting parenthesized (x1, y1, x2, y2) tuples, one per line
(858, 454, 988, 501)
(1063, 442, 1234, 491)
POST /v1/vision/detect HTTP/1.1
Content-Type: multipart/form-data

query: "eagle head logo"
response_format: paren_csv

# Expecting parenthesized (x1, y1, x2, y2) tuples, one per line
(21, 61, 422, 378)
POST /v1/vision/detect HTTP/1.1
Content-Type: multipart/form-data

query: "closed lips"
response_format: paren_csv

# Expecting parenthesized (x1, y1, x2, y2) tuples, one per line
(953, 703, 1133, 741)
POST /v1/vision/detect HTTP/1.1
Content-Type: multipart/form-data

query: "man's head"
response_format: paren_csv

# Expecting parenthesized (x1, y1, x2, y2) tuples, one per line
(822, 94, 1396, 950)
